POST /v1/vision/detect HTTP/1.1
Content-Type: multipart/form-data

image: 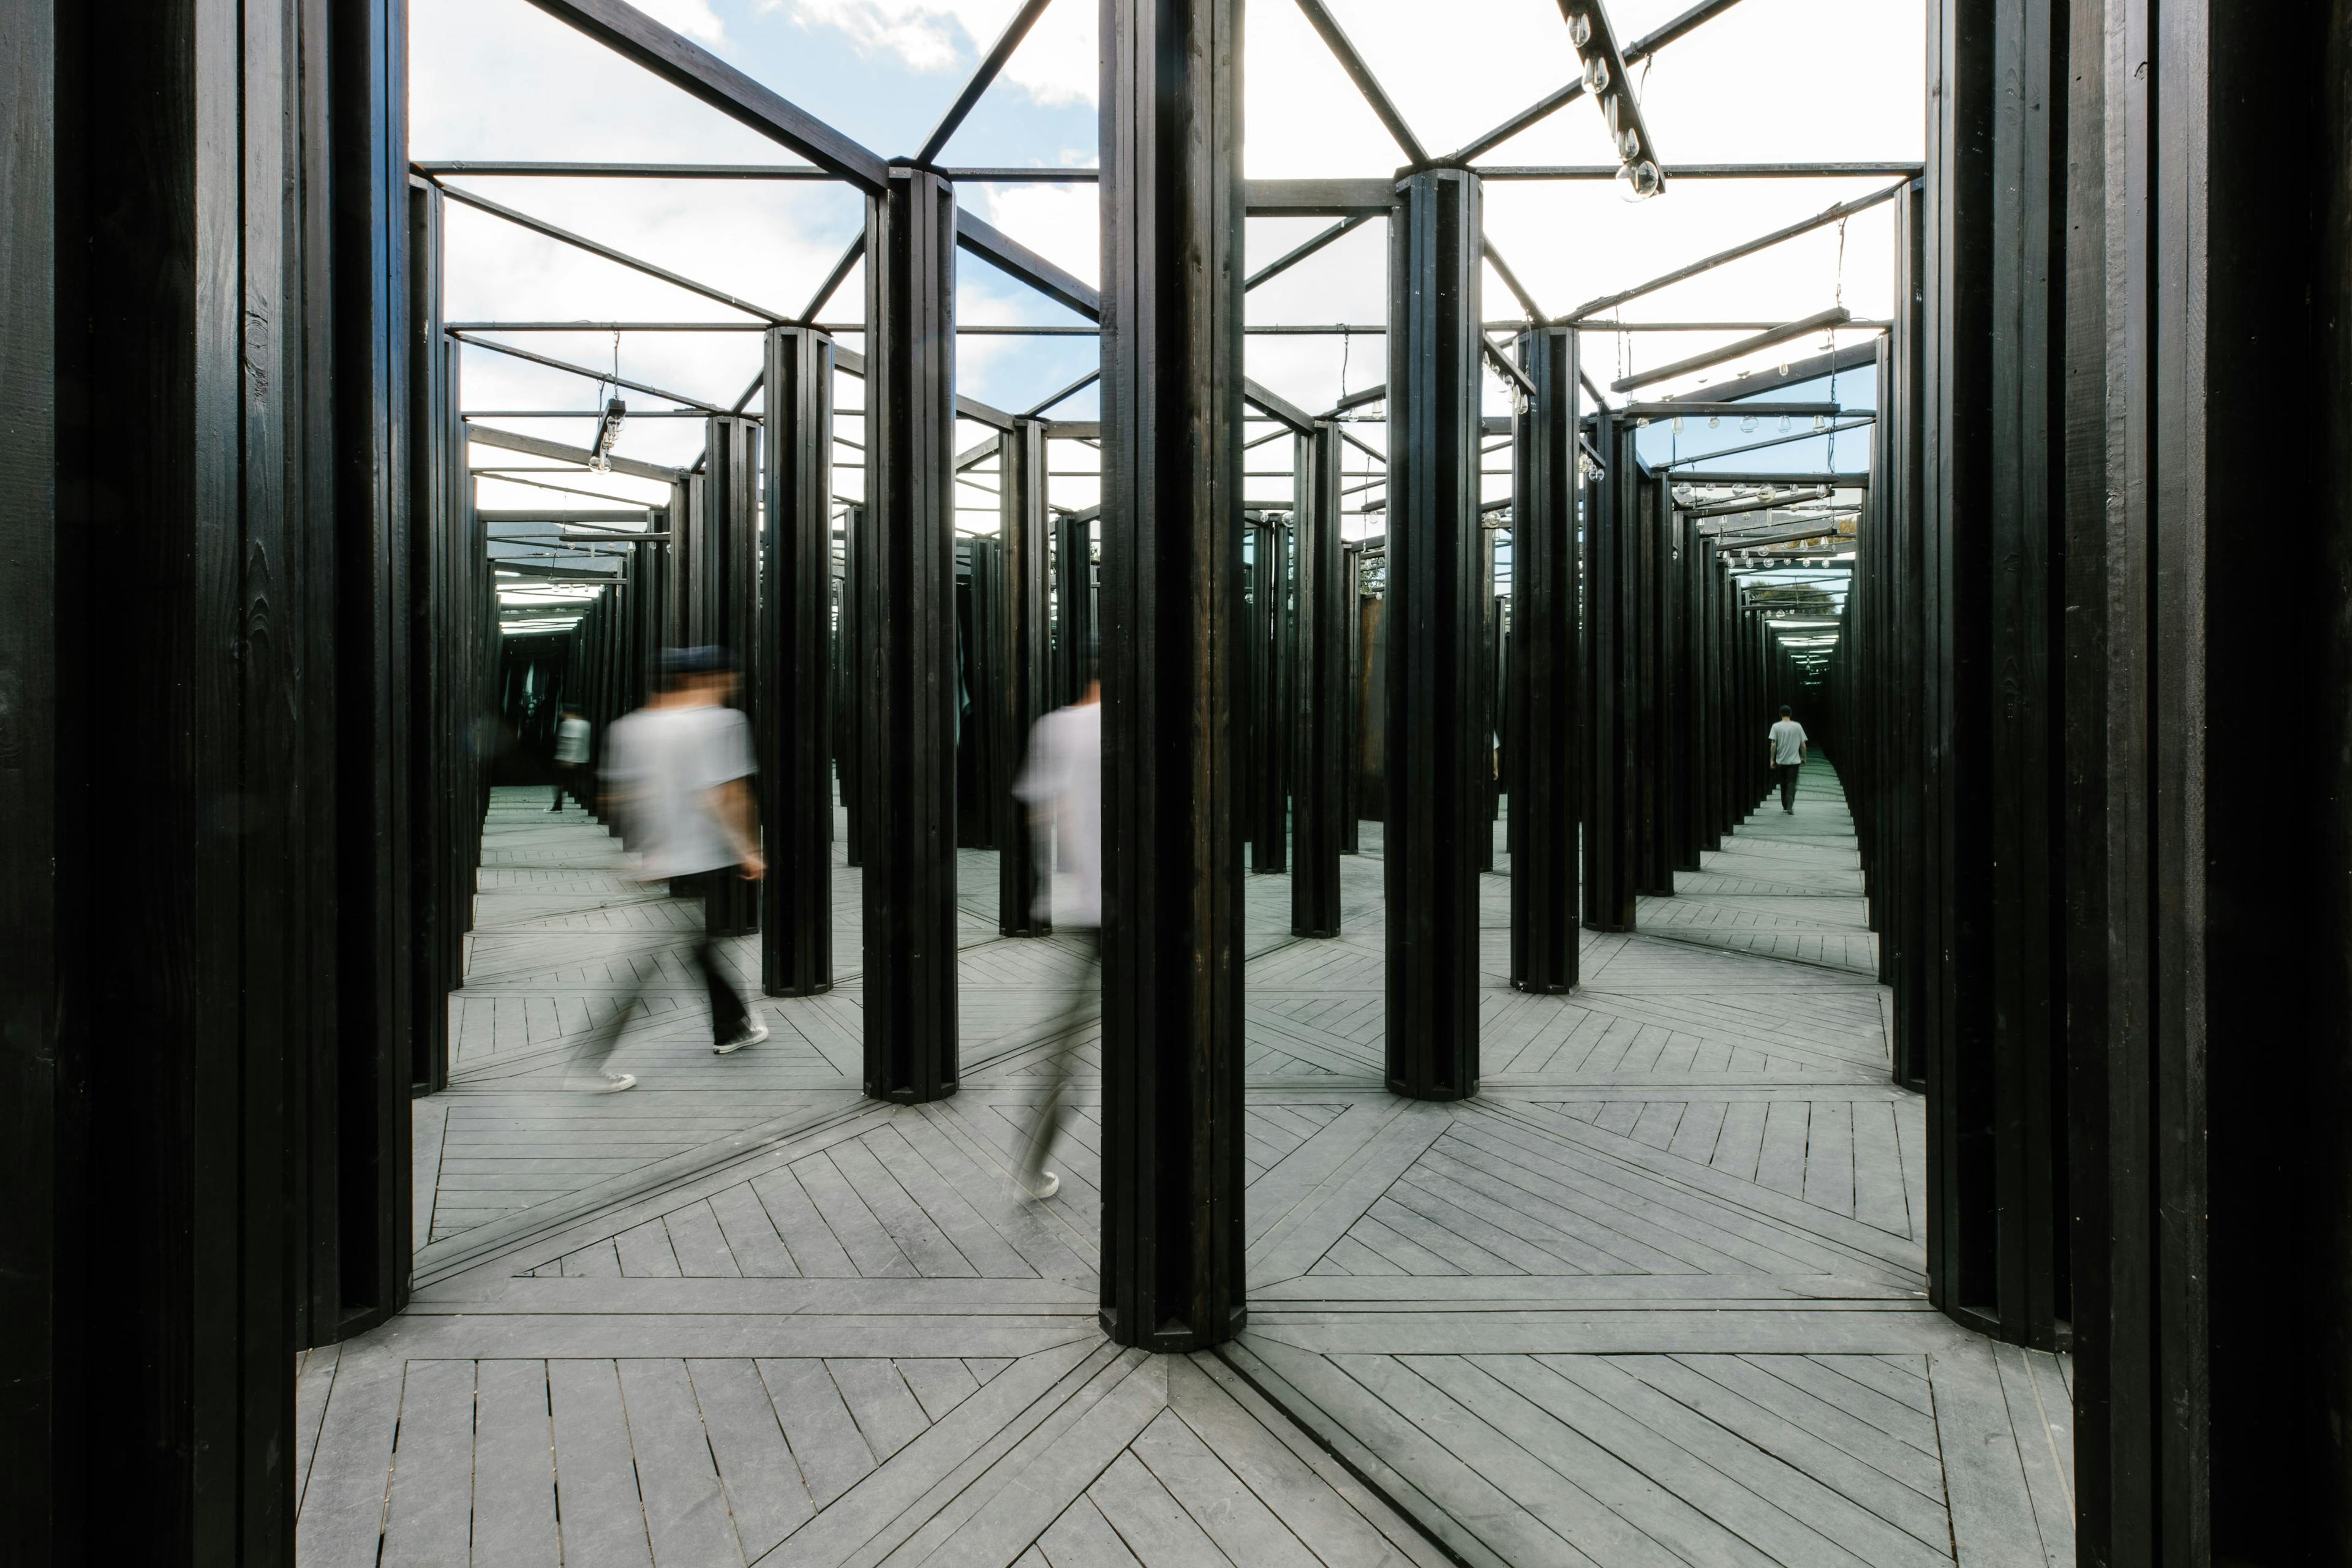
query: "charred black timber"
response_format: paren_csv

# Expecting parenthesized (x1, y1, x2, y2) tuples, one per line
(1510, 327, 1581, 991)
(698, 415, 761, 937)
(1248, 513, 1289, 873)
(1096, 0, 1246, 1351)
(860, 165, 961, 1102)
(1582, 417, 1638, 931)
(1054, 510, 1095, 707)
(998, 422, 1051, 935)
(1291, 425, 1346, 936)
(761, 328, 835, 992)
(1384, 167, 1485, 1099)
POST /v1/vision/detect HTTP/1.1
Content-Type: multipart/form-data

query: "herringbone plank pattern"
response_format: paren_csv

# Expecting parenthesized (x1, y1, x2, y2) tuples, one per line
(304, 763, 2070, 1567)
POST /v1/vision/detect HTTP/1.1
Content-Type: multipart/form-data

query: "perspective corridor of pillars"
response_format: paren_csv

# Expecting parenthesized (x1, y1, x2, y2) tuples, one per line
(861, 165, 960, 1102)
(761, 326, 835, 994)
(1382, 166, 1487, 1101)
(1096, 0, 1247, 1351)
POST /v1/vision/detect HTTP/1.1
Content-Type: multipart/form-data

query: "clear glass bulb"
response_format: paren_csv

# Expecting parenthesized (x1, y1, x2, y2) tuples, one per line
(1583, 57, 1609, 94)
(1567, 12, 1592, 47)
(1618, 127, 1642, 160)
(1615, 159, 1662, 202)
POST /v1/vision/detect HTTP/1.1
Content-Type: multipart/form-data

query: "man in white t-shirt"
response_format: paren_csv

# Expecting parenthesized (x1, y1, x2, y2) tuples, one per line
(1006, 665, 1101, 1200)
(1767, 704, 1809, 814)
(567, 647, 769, 1092)
(551, 706, 590, 812)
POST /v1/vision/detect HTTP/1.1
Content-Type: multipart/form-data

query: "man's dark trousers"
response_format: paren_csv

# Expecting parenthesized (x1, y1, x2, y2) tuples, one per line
(1777, 763, 1801, 812)
(680, 870, 751, 1041)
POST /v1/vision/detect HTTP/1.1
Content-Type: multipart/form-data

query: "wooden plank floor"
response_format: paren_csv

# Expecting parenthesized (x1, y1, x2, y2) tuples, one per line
(300, 760, 2073, 1566)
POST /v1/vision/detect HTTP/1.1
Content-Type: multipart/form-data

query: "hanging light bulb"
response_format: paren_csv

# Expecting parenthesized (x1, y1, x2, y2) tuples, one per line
(1708, 416, 1721, 429)
(1617, 126, 1642, 161)
(1615, 159, 1662, 202)
(1741, 415, 1758, 433)
(1567, 11, 1592, 47)
(1779, 417, 1792, 432)
(1672, 483, 1695, 506)
(1583, 56, 1610, 95)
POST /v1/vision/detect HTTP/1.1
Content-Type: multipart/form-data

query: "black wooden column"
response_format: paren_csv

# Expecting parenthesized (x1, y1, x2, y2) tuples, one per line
(999, 421, 1052, 935)
(701, 414, 761, 937)
(761, 327, 835, 993)
(4, 0, 418, 1552)
(839, 501, 869, 867)
(1054, 510, 1095, 706)
(862, 164, 960, 1102)
(1476, 527, 1499, 874)
(1097, 0, 1246, 1351)
(1510, 326, 1579, 991)
(1383, 167, 1485, 1099)
(1339, 541, 1363, 853)
(1291, 424, 1346, 936)
(1248, 512, 1288, 872)
(1583, 413, 1637, 931)
(957, 538, 1005, 851)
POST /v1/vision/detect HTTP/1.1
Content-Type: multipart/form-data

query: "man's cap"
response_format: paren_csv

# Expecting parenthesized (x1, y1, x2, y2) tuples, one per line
(661, 645, 731, 677)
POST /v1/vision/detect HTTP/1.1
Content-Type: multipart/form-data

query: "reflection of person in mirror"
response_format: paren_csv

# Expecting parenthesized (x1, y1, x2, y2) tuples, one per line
(1008, 663, 1101, 1202)
(568, 647, 769, 1094)
(1768, 704, 1809, 815)
(551, 705, 590, 812)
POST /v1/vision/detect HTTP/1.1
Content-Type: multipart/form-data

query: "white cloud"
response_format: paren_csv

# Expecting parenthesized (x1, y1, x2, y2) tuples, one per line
(639, 0, 728, 43)
(778, 0, 1099, 106)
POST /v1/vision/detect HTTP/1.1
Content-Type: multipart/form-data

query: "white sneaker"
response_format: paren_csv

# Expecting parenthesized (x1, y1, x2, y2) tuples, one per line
(568, 1072, 636, 1094)
(714, 1017, 769, 1055)
(1022, 1170, 1060, 1200)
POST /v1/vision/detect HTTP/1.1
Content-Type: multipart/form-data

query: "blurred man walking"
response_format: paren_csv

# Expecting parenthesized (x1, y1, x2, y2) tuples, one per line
(1009, 665, 1101, 1199)
(568, 647, 768, 1092)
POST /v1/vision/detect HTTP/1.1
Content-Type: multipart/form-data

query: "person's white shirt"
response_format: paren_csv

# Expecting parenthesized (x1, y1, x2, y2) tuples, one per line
(554, 714, 591, 764)
(601, 705, 755, 880)
(1013, 702, 1102, 927)
(1768, 718, 1808, 766)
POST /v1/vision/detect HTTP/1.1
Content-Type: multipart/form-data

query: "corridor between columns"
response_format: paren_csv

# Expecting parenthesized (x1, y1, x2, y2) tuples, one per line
(298, 755, 2071, 1567)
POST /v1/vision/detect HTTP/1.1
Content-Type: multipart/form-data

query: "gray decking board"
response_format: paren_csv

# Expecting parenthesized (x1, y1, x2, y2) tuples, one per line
(295, 770, 2071, 1567)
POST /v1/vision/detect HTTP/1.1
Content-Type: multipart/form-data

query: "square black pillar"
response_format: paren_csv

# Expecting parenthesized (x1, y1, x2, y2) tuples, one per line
(1098, 0, 1246, 1352)
(1510, 327, 1580, 992)
(1054, 510, 1095, 707)
(1340, 541, 1363, 853)
(1583, 415, 1638, 931)
(1291, 425, 1346, 936)
(699, 414, 761, 937)
(999, 421, 1052, 935)
(1384, 167, 1485, 1099)
(1248, 512, 1288, 873)
(861, 165, 960, 1103)
(761, 327, 835, 994)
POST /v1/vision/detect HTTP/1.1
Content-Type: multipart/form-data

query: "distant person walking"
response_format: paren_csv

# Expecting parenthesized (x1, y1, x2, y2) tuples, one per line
(1768, 704, 1809, 814)
(568, 647, 768, 1093)
(1009, 666, 1102, 1200)
(551, 704, 591, 812)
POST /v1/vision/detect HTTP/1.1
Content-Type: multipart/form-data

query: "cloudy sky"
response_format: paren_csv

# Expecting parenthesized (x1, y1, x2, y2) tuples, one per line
(422, 0, 1923, 537)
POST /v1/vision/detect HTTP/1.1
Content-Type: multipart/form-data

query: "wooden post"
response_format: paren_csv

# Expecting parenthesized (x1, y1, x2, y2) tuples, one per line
(861, 164, 960, 1103)
(1384, 166, 1485, 1099)
(999, 420, 1052, 935)
(1510, 326, 1580, 992)
(1291, 425, 1346, 936)
(1096, 0, 1246, 1350)
(761, 327, 835, 993)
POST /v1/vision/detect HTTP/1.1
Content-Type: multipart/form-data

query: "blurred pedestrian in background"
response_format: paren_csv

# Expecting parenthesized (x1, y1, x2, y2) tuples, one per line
(1009, 660, 1101, 1199)
(567, 647, 768, 1093)
(551, 704, 590, 812)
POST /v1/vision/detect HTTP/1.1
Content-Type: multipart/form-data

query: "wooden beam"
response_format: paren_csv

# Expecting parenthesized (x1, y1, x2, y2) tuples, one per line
(521, 0, 891, 190)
